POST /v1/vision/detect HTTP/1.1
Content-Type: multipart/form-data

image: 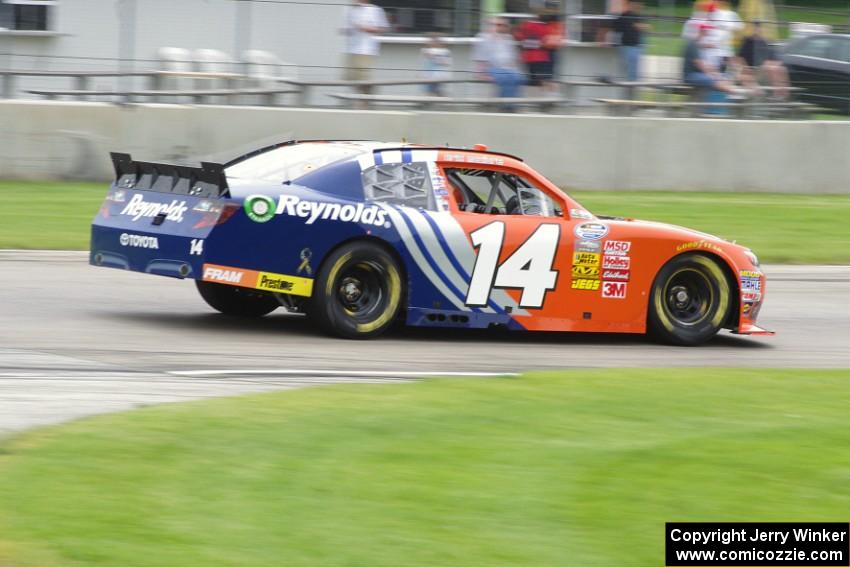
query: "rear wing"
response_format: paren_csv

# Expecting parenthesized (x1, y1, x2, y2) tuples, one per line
(110, 152, 230, 199)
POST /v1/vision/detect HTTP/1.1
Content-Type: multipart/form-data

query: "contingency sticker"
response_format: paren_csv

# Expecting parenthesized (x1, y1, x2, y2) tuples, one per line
(203, 263, 313, 297)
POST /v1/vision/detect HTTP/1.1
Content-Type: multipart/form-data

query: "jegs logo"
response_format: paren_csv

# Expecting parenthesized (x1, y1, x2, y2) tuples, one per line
(602, 255, 630, 270)
(572, 278, 600, 291)
(602, 281, 627, 299)
(603, 240, 631, 256)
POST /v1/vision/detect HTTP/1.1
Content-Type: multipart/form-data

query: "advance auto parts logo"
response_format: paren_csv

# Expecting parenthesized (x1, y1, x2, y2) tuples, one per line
(244, 194, 390, 228)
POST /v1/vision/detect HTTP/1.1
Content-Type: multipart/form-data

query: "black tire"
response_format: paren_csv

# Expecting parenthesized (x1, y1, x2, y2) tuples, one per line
(309, 241, 404, 339)
(647, 254, 732, 346)
(195, 280, 279, 317)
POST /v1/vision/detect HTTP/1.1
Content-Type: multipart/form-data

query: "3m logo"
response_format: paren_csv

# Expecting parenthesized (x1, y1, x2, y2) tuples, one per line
(603, 240, 631, 256)
(571, 265, 600, 279)
(602, 255, 630, 270)
(572, 278, 600, 291)
(572, 252, 600, 266)
(602, 281, 627, 299)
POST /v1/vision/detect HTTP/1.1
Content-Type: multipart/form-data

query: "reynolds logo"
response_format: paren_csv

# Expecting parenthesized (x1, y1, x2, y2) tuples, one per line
(120, 194, 188, 223)
(244, 195, 389, 227)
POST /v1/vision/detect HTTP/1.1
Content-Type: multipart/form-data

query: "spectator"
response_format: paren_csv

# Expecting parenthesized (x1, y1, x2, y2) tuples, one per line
(515, 5, 559, 95)
(341, 0, 389, 83)
(472, 18, 525, 99)
(613, 0, 650, 82)
(682, 23, 740, 95)
(737, 20, 790, 99)
(706, 1, 743, 71)
(682, 1, 710, 41)
(541, 7, 567, 90)
(421, 33, 453, 96)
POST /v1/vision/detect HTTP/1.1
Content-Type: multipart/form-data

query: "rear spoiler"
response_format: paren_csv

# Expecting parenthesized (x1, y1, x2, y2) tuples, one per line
(110, 152, 230, 199)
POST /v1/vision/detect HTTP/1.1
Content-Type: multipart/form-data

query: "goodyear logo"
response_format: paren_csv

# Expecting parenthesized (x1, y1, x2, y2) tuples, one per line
(572, 265, 600, 279)
(571, 278, 600, 291)
(573, 252, 600, 267)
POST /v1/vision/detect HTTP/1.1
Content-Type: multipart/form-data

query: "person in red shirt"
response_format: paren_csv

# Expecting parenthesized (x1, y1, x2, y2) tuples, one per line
(515, 7, 562, 95)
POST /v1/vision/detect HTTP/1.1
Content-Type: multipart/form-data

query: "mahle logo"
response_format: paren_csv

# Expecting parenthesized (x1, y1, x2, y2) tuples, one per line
(244, 195, 276, 223)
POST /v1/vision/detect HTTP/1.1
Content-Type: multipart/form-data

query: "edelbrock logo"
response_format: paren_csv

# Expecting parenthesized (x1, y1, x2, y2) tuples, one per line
(244, 194, 390, 227)
(120, 193, 188, 223)
(119, 233, 159, 249)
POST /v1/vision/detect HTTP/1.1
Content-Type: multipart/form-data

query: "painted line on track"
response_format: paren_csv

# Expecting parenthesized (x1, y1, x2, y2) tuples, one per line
(169, 369, 520, 378)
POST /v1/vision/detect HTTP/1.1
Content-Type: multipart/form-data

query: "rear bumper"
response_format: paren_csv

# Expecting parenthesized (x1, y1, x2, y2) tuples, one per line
(90, 224, 202, 279)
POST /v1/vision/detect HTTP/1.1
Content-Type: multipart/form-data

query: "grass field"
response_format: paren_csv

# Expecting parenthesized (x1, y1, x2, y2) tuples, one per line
(0, 182, 104, 250)
(1, 182, 848, 263)
(0, 369, 849, 567)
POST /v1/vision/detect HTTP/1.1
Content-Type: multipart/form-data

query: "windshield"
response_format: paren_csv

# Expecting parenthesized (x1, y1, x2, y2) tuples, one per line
(225, 143, 368, 183)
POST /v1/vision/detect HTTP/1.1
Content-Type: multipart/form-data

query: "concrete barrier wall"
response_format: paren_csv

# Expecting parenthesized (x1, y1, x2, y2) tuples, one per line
(1, 100, 848, 193)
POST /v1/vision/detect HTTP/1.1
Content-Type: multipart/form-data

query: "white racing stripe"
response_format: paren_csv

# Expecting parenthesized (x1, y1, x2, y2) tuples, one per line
(379, 204, 471, 312)
(379, 150, 403, 164)
(399, 208, 495, 314)
(426, 212, 529, 317)
(170, 369, 519, 377)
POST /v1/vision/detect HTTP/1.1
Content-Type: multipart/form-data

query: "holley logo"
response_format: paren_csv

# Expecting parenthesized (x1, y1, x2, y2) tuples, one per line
(603, 256, 630, 270)
(120, 194, 188, 222)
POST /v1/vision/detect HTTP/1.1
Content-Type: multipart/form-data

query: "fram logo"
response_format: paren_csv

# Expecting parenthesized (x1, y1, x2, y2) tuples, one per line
(603, 256, 630, 270)
(203, 266, 247, 284)
(602, 281, 627, 299)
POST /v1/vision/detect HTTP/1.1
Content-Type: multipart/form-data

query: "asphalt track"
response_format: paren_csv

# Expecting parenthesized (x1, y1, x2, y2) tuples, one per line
(1, 251, 848, 436)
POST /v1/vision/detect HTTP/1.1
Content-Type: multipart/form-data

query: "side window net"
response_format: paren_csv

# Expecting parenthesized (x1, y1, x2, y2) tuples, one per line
(362, 162, 436, 210)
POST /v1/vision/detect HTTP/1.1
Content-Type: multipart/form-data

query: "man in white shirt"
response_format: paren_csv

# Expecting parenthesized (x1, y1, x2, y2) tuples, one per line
(472, 18, 525, 98)
(341, 0, 390, 81)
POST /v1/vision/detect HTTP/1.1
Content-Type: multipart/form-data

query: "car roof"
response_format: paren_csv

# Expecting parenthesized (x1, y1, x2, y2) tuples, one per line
(223, 140, 523, 169)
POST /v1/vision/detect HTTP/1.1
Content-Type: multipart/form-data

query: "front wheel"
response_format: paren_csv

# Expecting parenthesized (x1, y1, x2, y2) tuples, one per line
(648, 254, 732, 346)
(196, 280, 279, 317)
(309, 241, 404, 339)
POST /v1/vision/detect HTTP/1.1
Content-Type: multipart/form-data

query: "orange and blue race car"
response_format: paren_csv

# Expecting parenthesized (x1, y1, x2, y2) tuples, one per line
(90, 140, 773, 345)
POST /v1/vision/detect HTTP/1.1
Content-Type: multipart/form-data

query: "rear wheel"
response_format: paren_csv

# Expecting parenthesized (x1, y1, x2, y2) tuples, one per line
(648, 254, 732, 346)
(309, 241, 403, 339)
(196, 280, 279, 317)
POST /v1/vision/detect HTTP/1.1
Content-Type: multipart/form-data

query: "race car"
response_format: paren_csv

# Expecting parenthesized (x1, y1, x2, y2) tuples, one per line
(90, 140, 772, 345)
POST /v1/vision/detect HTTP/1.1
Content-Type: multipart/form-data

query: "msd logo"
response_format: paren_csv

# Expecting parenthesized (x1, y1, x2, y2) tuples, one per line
(602, 281, 627, 299)
(603, 240, 631, 256)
